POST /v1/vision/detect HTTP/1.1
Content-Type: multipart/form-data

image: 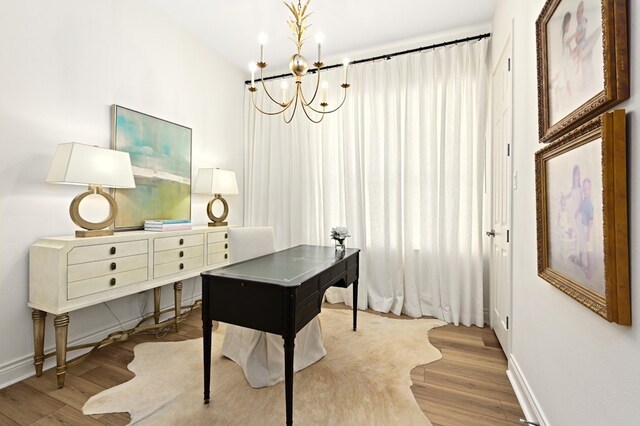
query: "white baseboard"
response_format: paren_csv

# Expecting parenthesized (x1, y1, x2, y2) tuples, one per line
(507, 354, 550, 426)
(0, 294, 202, 390)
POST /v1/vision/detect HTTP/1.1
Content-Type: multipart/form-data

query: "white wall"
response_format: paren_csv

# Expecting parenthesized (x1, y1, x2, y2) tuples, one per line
(0, 0, 244, 387)
(492, 1, 640, 424)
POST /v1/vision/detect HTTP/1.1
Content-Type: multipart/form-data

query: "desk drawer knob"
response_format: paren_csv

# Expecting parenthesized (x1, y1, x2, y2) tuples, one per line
(110, 278, 116, 286)
(179, 263, 184, 270)
(110, 262, 117, 271)
(224, 243, 228, 249)
(179, 238, 184, 245)
(110, 247, 116, 255)
(224, 253, 228, 259)
(179, 250, 184, 258)
(224, 233, 228, 239)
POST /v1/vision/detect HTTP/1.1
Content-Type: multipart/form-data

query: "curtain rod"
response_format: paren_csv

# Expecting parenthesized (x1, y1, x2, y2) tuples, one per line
(244, 32, 490, 85)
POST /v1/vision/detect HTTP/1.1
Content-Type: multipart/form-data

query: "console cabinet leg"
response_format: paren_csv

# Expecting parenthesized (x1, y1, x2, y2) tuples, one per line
(153, 287, 161, 324)
(173, 281, 183, 332)
(31, 309, 47, 376)
(53, 313, 69, 388)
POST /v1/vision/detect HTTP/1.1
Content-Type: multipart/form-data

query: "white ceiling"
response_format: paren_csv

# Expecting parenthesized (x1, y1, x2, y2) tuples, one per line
(146, 0, 496, 72)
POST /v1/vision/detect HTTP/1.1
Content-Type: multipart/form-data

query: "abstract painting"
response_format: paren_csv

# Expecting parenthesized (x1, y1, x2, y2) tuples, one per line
(111, 105, 192, 230)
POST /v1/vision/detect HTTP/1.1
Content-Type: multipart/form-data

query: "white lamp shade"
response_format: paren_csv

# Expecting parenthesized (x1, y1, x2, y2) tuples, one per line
(46, 142, 136, 188)
(194, 168, 239, 195)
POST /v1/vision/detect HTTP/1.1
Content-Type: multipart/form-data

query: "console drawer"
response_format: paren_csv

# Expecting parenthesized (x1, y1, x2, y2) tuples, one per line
(154, 234, 203, 252)
(208, 251, 229, 266)
(154, 245, 203, 265)
(207, 231, 229, 243)
(154, 257, 203, 278)
(68, 254, 148, 282)
(68, 240, 147, 265)
(68, 268, 148, 299)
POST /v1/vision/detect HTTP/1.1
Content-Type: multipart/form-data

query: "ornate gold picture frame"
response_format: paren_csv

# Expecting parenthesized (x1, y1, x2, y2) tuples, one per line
(536, 0, 628, 143)
(535, 110, 629, 324)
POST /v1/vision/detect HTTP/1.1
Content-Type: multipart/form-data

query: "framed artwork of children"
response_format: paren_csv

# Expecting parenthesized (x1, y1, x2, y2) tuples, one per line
(535, 0, 628, 143)
(535, 110, 629, 324)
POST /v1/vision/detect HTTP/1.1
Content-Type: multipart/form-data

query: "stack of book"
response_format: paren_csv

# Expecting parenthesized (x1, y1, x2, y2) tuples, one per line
(144, 219, 192, 232)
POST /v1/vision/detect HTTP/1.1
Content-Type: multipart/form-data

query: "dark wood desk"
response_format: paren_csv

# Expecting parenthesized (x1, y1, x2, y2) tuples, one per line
(201, 245, 360, 425)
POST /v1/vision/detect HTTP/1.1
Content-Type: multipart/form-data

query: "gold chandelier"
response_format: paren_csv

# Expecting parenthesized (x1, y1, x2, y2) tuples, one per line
(248, 0, 350, 123)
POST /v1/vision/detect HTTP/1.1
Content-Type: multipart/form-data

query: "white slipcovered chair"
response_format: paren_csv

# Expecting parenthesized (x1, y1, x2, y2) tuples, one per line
(221, 226, 326, 388)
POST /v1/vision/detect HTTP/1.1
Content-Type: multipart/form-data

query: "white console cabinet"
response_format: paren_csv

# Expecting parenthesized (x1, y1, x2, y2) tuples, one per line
(29, 226, 229, 387)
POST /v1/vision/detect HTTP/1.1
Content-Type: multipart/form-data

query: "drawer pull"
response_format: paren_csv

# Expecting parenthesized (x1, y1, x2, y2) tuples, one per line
(179, 250, 184, 258)
(225, 233, 228, 239)
(224, 243, 228, 249)
(179, 238, 184, 245)
(110, 278, 116, 286)
(110, 262, 117, 271)
(179, 263, 184, 270)
(224, 253, 228, 259)
(110, 247, 116, 255)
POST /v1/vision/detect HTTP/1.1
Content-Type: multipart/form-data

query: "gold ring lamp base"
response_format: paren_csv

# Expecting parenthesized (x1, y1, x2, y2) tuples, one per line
(207, 194, 229, 227)
(69, 185, 117, 237)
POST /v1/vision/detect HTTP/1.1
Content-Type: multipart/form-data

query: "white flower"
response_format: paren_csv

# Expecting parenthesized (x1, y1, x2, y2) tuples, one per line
(330, 226, 351, 241)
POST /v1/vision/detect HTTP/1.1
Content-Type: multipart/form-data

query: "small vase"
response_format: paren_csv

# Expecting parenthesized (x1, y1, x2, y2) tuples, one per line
(334, 239, 345, 258)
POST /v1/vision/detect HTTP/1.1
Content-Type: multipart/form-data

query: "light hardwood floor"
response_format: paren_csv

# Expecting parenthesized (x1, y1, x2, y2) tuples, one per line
(0, 305, 523, 425)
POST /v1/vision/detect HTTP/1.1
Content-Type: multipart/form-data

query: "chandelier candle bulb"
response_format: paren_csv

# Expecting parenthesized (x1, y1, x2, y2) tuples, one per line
(280, 80, 288, 103)
(249, 62, 257, 88)
(315, 33, 324, 63)
(343, 58, 349, 82)
(258, 33, 268, 63)
(321, 81, 328, 103)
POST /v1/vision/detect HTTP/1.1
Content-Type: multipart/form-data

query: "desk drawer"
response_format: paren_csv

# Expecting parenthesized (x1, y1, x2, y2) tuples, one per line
(68, 268, 148, 299)
(154, 246, 203, 265)
(207, 231, 229, 244)
(68, 254, 148, 282)
(208, 251, 229, 266)
(68, 240, 147, 265)
(154, 257, 203, 278)
(154, 234, 203, 252)
(208, 241, 228, 254)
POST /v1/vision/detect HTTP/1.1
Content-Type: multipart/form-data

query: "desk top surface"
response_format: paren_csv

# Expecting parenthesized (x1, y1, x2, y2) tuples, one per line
(202, 244, 359, 287)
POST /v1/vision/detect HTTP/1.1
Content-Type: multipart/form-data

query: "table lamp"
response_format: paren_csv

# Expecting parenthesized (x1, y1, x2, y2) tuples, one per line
(46, 142, 136, 237)
(194, 168, 238, 227)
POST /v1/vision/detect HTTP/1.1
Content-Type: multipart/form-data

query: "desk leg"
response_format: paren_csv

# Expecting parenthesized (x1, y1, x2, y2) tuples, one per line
(173, 281, 183, 331)
(53, 313, 69, 388)
(153, 287, 161, 324)
(31, 309, 47, 376)
(202, 282, 212, 405)
(284, 335, 295, 426)
(353, 279, 359, 331)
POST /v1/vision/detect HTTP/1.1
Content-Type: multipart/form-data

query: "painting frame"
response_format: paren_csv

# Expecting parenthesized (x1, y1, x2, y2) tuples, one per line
(536, 0, 628, 143)
(535, 110, 629, 324)
(111, 105, 192, 231)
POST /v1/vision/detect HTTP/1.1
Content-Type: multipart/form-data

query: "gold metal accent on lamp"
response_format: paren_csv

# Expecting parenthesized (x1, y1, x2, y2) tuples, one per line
(194, 168, 239, 227)
(46, 142, 136, 237)
(247, 0, 350, 124)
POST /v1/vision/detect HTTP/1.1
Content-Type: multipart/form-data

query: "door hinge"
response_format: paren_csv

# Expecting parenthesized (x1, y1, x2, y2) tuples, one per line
(507, 229, 510, 243)
(508, 58, 511, 71)
(507, 143, 511, 156)
(506, 316, 509, 330)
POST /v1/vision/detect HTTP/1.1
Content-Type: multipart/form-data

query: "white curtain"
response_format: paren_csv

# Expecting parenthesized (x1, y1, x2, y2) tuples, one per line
(244, 39, 489, 326)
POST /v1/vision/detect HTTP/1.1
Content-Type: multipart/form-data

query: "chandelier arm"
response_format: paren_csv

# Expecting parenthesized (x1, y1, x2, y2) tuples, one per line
(250, 91, 293, 116)
(299, 68, 322, 106)
(283, 86, 301, 123)
(259, 68, 289, 107)
(302, 86, 350, 114)
(300, 101, 325, 124)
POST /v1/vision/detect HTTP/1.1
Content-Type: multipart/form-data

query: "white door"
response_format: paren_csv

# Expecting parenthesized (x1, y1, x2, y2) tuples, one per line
(489, 34, 513, 352)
